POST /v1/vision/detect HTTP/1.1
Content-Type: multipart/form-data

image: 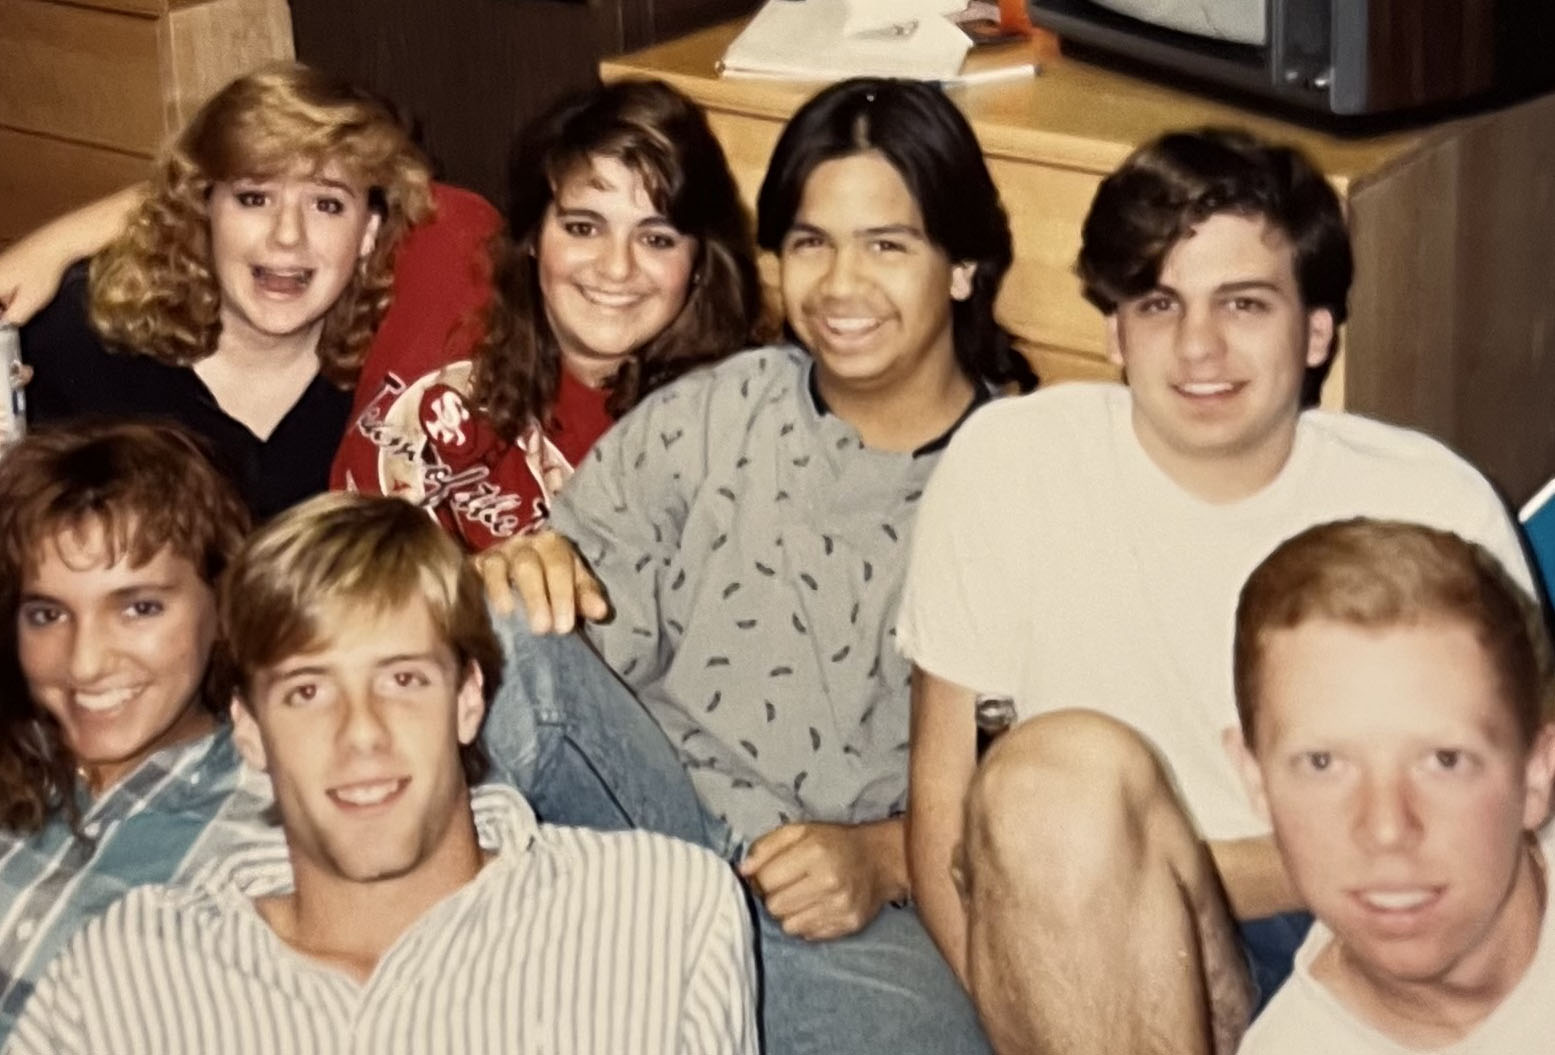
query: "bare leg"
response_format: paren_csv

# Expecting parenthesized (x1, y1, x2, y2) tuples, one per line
(961, 710, 1252, 1055)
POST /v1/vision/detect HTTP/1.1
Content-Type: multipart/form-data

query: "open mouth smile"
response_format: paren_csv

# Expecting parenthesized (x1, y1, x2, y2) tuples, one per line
(251, 266, 316, 295)
(328, 777, 410, 810)
(578, 286, 646, 309)
(71, 685, 148, 716)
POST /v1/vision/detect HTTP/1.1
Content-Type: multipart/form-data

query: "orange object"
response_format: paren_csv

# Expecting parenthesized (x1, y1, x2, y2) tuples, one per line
(995, 0, 1032, 33)
(995, 0, 1062, 59)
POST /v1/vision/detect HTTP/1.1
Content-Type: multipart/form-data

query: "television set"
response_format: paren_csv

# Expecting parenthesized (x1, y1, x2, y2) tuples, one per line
(1026, 0, 1555, 119)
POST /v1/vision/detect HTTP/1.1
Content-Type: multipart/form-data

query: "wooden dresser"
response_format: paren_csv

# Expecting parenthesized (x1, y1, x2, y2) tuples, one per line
(602, 22, 1555, 503)
(0, 0, 294, 245)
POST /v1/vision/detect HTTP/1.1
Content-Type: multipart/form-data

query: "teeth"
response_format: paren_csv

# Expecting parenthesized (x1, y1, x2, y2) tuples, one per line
(1179, 381, 1235, 395)
(1361, 889, 1435, 911)
(332, 779, 403, 807)
(74, 688, 139, 713)
(824, 317, 879, 335)
(580, 288, 640, 308)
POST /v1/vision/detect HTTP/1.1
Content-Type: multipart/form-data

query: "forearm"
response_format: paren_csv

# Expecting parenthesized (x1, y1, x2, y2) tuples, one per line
(25, 185, 145, 263)
(907, 807, 970, 984)
(859, 815, 911, 907)
(1207, 835, 1304, 920)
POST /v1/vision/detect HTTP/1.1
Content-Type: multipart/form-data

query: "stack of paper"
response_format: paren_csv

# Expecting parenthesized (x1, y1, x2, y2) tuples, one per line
(719, 0, 973, 82)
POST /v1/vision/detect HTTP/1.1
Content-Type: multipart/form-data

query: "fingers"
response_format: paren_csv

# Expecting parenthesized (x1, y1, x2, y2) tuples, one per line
(573, 553, 611, 623)
(778, 902, 859, 943)
(474, 531, 608, 635)
(477, 551, 517, 617)
(739, 822, 808, 878)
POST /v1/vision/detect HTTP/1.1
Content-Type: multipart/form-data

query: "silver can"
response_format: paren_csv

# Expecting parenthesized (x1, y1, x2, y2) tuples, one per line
(0, 323, 25, 450)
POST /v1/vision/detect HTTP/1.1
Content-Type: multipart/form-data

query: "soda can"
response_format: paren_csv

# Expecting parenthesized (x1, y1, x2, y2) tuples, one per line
(0, 323, 26, 450)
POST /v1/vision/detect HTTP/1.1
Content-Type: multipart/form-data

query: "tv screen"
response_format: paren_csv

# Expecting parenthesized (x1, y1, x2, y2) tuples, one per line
(1086, 0, 1265, 46)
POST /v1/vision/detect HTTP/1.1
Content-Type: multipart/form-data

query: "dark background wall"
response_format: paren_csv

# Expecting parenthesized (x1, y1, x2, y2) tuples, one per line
(288, 0, 757, 210)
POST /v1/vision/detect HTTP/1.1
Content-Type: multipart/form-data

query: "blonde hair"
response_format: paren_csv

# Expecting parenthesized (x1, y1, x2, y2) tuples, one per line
(220, 492, 499, 782)
(90, 62, 433, 387)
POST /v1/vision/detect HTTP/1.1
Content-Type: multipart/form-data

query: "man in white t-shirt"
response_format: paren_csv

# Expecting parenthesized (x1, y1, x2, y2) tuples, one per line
(897, 128, 1532, 1055)
(1231, 518, 1555, 1054)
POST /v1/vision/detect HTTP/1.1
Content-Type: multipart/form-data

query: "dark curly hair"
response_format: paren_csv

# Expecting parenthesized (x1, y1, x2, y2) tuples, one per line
(473, 78, 761, 442)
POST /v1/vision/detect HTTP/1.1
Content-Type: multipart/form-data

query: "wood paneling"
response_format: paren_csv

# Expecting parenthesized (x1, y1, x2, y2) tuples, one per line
(0, 0, 164, 153)
(0, 128, 150, 244)
(287, 0, 759, 208)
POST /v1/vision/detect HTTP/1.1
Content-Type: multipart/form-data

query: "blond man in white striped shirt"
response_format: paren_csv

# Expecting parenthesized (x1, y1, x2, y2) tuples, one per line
(5, 493, 757, 1055)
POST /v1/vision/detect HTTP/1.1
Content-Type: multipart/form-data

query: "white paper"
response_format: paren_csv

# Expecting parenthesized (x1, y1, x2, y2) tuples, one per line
(720, 0, 972, 82)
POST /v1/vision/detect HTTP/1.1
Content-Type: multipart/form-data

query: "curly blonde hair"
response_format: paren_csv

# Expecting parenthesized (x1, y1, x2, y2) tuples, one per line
(89, 63, 434, 387)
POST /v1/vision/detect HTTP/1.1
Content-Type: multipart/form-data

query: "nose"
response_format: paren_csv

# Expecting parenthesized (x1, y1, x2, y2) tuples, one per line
(67, 616, 112, 685)
(818, 242, 863, 299)
(596, 232, 636, 283)
(337, 688, 391, 754)
(1175, 303, 1225, 365)
(1355, 769, 1421, 851)
(268, 197, 305, 249)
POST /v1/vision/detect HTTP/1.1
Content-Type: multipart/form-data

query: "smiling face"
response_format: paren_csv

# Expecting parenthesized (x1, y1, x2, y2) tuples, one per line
(1238, 618, 1555, 996)
(779, 151, 973, 405)
(207, 161, 381, 353)
(232, 595, 485, 888)
(16, 522, 218, 794)
(1108, 211, 1334, 502)
(535, 154, 699, 387)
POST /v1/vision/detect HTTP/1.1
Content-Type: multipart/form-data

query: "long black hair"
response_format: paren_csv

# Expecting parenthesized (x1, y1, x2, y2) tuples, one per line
(756, 77, 1036, 393)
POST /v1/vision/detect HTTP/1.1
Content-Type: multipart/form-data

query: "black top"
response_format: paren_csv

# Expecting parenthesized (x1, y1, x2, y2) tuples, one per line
(21, 264, 352, 523)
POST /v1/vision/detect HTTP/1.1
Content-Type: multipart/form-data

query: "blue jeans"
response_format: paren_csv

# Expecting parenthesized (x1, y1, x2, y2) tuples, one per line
(1238, 911, 1314, 1015)
(480, 611, 989, 1055)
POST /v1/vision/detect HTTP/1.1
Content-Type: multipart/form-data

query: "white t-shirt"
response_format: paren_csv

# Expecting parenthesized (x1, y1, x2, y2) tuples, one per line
(1239, 826, 1555, 1054)
(897, 383, 1532, 840)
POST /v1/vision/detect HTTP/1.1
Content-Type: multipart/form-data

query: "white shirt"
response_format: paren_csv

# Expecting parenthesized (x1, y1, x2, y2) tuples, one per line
(1239, 826, 1555, 1054)
(5, 785, 757, 1055)
(899, 384, 1532, 839)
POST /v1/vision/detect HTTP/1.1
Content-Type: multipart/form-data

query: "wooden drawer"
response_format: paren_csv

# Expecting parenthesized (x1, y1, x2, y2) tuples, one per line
(0, 128, 150, 244)
(1016, 339, 1118, 387)
(704, 107, 783, 216)
(987, 157, 1105, 359)
(0, 0, 165, 154)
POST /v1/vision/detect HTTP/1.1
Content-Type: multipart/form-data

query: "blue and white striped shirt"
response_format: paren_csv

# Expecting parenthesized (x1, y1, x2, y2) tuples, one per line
(0, 726, 274, 1045)
(5, 784, 758, 1055)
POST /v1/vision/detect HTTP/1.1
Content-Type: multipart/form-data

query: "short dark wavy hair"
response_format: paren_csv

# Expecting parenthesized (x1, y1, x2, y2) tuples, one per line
(756, 77, 1037, 393)
(1078, 127, 1352, 325)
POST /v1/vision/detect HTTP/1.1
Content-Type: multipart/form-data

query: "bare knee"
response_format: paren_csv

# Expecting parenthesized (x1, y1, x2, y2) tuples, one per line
(964, 710, 1178, 901)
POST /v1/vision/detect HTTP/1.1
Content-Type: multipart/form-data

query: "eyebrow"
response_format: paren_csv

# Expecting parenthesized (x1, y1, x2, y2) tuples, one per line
(268, 651, 445, 680)
(310, 178, 360, 197)
(785, 221, 927, 240)
(554, 204, 676, 229)
(1152, 279, 1287, 297)
(18, 582, 177, 605)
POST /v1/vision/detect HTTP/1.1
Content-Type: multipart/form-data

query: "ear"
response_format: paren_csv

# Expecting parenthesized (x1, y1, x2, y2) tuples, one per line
(949, 261, 976, 302)
(1224, 725, 1272, 823)
(1522, 723, 1555, 831)
(1105, 313, 1125, 369)
(358, 212, 383, 261)
(454, 662, 487, 746)
(230, 695, 269, 774)
(1303, 308, 1335, 370)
